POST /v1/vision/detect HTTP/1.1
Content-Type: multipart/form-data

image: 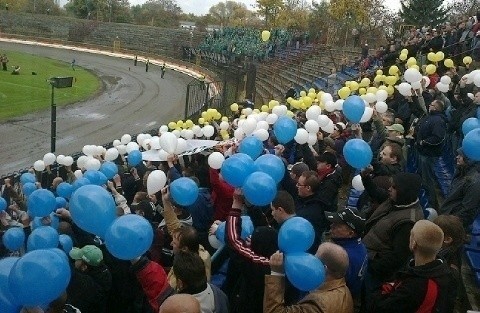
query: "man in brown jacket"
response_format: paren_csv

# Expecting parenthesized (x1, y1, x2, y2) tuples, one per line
(263, 242, 354, 313)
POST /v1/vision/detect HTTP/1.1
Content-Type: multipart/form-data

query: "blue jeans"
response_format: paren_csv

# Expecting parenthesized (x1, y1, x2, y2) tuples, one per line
(417, 154, 439, 209)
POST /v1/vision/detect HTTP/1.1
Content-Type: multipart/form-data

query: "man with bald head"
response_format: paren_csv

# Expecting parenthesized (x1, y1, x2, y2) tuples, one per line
(369, 220, 456, 312)
(264, 242, 353, 313)
(159, 294, 201, 313)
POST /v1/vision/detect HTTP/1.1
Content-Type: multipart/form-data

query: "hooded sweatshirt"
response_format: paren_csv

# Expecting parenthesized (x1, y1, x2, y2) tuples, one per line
(370, 259, 456, 313)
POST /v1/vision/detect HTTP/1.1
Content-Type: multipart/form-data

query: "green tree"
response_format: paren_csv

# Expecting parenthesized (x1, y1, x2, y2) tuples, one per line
(400, 0, 449, 27)
(131, 0, 182, 27)
(256, 0, 284, 27)
(447, 0, 480, 20)
(208, 1, 259, 27)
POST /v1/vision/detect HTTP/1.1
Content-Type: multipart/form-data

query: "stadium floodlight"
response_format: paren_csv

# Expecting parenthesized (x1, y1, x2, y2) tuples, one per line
(48, 77, 74, 153)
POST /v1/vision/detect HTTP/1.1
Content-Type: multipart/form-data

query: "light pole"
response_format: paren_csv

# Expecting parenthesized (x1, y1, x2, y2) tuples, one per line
(48, 77, 73, 153)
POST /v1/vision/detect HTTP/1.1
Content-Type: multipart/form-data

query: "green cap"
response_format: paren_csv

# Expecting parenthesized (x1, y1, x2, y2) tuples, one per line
(69, 245, 103, 266)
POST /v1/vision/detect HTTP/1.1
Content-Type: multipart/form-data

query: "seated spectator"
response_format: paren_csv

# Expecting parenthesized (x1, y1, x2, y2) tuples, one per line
(369, 220, 456, 312)
(159, 294, 201, 313)
(325, 207, 367, 299)
(264, 242, 354, 313)
(11, 65, 20, 75)
(173, 251, 229, 313)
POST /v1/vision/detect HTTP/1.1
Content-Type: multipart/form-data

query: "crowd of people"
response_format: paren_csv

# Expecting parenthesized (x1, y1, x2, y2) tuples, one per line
(2, 15, 480, 313)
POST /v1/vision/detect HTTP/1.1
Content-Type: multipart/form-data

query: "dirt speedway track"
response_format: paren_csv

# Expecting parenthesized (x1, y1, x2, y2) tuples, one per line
(0, 41, 192, 176)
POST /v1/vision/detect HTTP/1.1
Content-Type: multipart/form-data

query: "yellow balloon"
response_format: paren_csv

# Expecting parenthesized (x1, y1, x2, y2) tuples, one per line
(360, 77, 371, 87)
(261, 105, 269, 112)
(359, 88, 367, 95)
(374, 75, 383, 83)
(215, 112, 222, 120)
(300, 102, 307, 110)
(388, 66, 399, 76)
(221, 116, 228, 122)
(268, 101, 277, 110)
(427, 52, 436, 62)
(303, 96, 313, 106)
(406, 57, 417, 67)
(168, 122, 176, 130)
(463, 56, 473, 65)
(287, 97, 293, 104)
(435, 51, 444, 62)
(239, 115, 246, 120)
(230, 103, 239, 112)
(425, 64, 437, 75)
(367, 87, 378, 94)
(376, 70, 383, 76)
(290, 100, 299, 109)
(409, 64, 420, 71)
(222, 134, 230, 140)
(349, 81, 359, 91)
(300, 90, 307, 97)
(399, 53, 407, 61)
(198, 117, 205, 124)
(286, 110, 294, 117)
(386, 85, 395, 96)
(345, 81, 351, 87)
(201, 111, 208, 119)
(385, 75, 397, 86)
(444, 58, 454, 68)
(176, 120, 184, 128)
(378, 85, 388, 92)
(185, 119, 194, 128)
(308, 92, 316, 99)
(338, 87, 351, 99)
(309, 88, 316, 94)
(261, 30, 271, 42)
(401, 49, 408, 55)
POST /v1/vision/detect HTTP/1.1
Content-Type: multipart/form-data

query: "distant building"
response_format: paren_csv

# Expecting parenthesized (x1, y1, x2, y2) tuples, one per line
(205, 25, 222, 32)
(179, 21, 196, 30)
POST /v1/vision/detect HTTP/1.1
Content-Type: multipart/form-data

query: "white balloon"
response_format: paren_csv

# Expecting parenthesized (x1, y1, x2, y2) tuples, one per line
(266, 113, 278, 125)
(467, 70, 480, 84)
(277, 105, 289, 116)
(148, 136, 159, 150)
(142, 139, 151, 150)
(294, 128, 309, 144)
(147, 170, 167, 195)
(234, 128, 245, 140)
(352, 175, 365, 191)
(85, 158, 101, 171)
(243, 117, 257, 135)
(112, 140, 121, 147)
(360, 107, 374, 123)
(172, 129, 181, 138)
(422, 76, 430, 88)
(307, 133, 317, 145)
(305, 120, 319, 134)
(203, 125, 215, 138)
(137, 134, 147, 146)
(74, 170, 83, 179)
(398, 82, 412, 97)
(425, 208, 438, 221)
(256, 120, 269, 131)
(253, 129, 269, 141)
(43, 153, 56, 166)
(82, 145, 94, 156)
(180, 129, 187, 138)
(334, 99, 344, 111)
(474, 74, 480, 87)
(184, 129, 194, 140)
(105, 148, 119, 161)
(440, 75, 451, 85)
(121, 134, 132, 145)
(365, 93, 377, 104)
(159, 132, 178, 154)
(306, 105, 322, 120)
(404, 68, 422, 83)
(159, 125, 169, 134)
(76, 155, 88, 169)
(34, 160, 46, 172)
(322, 120, 335, 134)
(175, 138, 188, 154)
(411, 81, 422, 90)
(63, 156, 74, 167)
(238, 119, 245, 129)
(243, 108, 253, 116)
(468, 92, 475, 100)
(208, 234, 223, 250)
(317, 115, 330, 128)
(56, 154, 65, 165)
(219, 121, 229, 130)
(95, 146, 105, 156)
(436, 82, 449, 93)
(376, 90, 388, 102)
(208, 152, 225, 169)
(321, 93, 333, 104)
(117, 144, 127, 155)
(258, 112, 268, 121)
(375, 101, 388, 114)
(325, 101, 336, 112)
(126, 142, 140, 153)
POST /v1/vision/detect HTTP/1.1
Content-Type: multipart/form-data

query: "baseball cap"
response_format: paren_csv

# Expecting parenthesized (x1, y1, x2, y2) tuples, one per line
(287, 162, 309, 177)
(386, 123, 405, 134)
(325, 207, 366, 235)
(69, 245, 103, 266)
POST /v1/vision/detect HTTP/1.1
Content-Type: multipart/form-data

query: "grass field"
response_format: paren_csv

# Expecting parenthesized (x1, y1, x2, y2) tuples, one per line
(0, 50, 102, 121)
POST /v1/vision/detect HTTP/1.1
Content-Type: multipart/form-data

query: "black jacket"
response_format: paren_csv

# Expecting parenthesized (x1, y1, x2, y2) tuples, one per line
(370, 259, 456, 313)
(296, 193, 329, 254)
(414, 111, 447, 157)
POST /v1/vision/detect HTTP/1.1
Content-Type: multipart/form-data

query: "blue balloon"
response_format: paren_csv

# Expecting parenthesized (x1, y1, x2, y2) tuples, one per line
(215, 221, 226, 244)
(50, 247, 70, 265)
(20, 173, 36, 185)
(240, 216, 254, 240)
(58, 234, 73, 253)
(285, 252, 326, 291)
(84, 170, 107, 186)
(0, 197, 6, 211)
(254, 154, 286, 183)
(273, 116, 297, 144)
(477, 107, 480, 119)
(69, 184, 117, 238)
(128, 150, 142, 166)
(170, 177, 199, 206)
(343, 139, 373, 169)
(105, 214, 154, 260)
(28, 189, 56, 218)
(56, 182, 73, 199)
(343, 95, 366, 123)
(463, 128, 480, 161)
(2, 227, 25, 251)
(220, 153, 255, 187)
(0, 257, 22, 313)
(278, 217, 315, 253)
(55, 197, 67, 209)
(22, 182, 37, 197)
(239, 136, 264, 160)
(9, 249, 71, 307)
(100, 161, 118, 179)
(242, 172, 277, 206)
(27, 226, 59, 251)
(71, 177, 91, 192)
(32, 213, 59, 230)
(462, 117, 480, 136)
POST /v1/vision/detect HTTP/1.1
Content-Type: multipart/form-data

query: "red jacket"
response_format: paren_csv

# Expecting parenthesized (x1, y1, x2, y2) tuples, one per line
(209, 168, 234, 221)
